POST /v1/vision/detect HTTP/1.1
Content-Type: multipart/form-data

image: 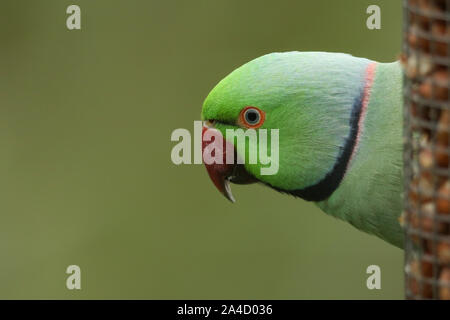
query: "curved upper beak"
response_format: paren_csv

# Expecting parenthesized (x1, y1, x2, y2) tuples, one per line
(202, 123, 256, 203)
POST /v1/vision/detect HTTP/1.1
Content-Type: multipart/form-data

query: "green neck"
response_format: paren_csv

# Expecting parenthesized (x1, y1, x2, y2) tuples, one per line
(316, 62, 404, 248)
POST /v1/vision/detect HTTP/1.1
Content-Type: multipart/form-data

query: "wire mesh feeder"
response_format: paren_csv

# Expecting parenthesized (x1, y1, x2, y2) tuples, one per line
(403, 0, 450, 300)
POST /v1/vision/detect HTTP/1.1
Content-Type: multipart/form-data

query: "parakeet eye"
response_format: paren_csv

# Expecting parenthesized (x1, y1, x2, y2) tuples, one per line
(240, 106, 265, 129)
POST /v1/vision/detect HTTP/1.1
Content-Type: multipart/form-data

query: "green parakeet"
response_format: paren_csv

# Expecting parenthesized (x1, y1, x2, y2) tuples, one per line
(201, 52, 403, 248)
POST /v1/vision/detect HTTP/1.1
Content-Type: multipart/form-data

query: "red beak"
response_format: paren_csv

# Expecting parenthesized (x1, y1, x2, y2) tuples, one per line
(202, 123, 255, 203)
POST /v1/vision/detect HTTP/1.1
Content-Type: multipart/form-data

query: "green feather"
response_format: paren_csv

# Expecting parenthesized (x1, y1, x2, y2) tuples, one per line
(317, 61, 403, 248)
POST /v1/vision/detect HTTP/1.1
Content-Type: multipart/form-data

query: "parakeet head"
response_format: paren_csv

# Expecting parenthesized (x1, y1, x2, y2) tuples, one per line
(201, 51, 372, 202)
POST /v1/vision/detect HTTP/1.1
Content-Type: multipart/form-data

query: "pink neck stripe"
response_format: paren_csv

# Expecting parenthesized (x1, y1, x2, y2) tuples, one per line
(348, 62, 377, 167)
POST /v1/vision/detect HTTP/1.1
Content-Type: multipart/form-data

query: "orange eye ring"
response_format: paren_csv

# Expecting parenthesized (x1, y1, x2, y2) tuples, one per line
(239, 106, 265, 129)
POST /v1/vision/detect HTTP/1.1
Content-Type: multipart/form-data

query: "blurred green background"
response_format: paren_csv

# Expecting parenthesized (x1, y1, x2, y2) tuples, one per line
(0, 0, 403, 299)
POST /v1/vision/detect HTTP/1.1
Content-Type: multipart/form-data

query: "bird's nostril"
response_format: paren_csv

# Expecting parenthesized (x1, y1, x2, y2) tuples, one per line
(204, 119, 216, 128)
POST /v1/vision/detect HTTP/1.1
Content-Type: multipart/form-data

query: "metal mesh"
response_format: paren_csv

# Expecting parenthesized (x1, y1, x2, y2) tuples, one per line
(403, 0, 450, 300)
